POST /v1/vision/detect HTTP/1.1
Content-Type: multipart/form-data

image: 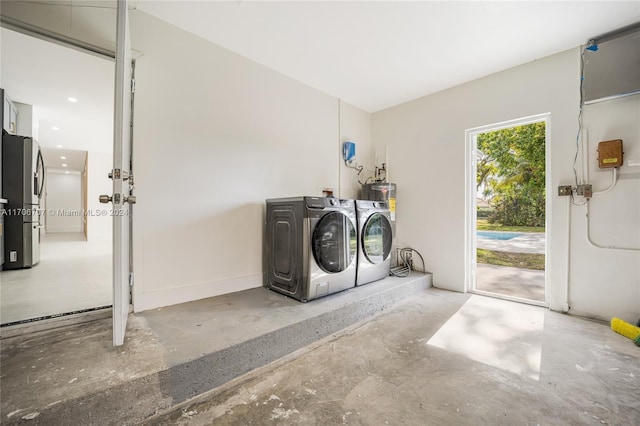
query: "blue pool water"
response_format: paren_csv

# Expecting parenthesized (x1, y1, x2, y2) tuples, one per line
(477, 231, 523, 241)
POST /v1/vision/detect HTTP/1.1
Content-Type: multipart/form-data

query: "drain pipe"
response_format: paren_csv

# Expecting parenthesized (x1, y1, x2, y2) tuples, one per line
(581, 130, 639, 251)
(586, 199, 640, 251)
(592, 168, 617, 195)
(564, 196, 571, 312)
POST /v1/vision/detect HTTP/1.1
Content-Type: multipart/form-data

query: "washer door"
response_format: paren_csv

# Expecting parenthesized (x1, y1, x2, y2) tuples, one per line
(312, 212, 357, 273)
(362, 213, 392, 264)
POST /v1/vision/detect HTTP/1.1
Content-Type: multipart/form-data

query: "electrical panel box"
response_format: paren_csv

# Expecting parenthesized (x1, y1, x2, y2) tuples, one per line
(343, 141, 356, 162)
(597, 139, 623, 168)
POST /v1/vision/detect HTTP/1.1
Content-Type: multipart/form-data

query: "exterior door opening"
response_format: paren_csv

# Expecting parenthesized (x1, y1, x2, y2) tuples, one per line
(466, 114, 550, 306)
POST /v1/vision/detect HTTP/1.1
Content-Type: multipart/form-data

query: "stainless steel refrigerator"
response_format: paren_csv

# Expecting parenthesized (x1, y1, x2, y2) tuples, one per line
(1, 133, 45, 269)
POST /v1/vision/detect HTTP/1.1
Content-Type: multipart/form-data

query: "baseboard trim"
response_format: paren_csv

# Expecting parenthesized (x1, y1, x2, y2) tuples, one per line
(133, 273, 262, 313)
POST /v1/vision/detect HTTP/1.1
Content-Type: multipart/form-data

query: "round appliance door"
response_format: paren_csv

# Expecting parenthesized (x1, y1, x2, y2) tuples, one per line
(312, 212, 357, 273)
(362, 213, 392, 264)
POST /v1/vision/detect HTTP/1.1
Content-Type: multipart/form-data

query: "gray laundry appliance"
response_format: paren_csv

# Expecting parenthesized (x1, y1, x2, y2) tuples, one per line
(265, 196, 357, 302)
(355, 200, 393, 286)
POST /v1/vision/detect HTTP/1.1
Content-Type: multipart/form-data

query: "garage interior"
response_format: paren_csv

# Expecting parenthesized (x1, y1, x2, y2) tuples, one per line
(1, 1, 639, 424)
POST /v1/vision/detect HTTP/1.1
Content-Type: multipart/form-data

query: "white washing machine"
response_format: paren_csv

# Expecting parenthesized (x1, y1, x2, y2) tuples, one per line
(265, 196, 357, 302)
(355, 200, 393, 286)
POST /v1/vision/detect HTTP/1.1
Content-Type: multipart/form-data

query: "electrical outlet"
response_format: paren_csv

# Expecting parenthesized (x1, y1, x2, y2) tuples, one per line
(558, 185, 572, 196)
(405, 251, 413, 270)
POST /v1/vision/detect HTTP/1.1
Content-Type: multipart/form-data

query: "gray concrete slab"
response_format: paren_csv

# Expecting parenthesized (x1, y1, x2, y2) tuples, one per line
(144, 293, 640, 426)
(142, 273, 432, 367)
(0, 273, 431, 425)
(476, 263, 545, 302)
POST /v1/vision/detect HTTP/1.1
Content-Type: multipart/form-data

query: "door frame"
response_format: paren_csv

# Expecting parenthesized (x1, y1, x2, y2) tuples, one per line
(464, 113, 551, 307)
(0, 12, 135, 337)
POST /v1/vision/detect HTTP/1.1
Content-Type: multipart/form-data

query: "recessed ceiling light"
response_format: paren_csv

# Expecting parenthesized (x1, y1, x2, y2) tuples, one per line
(56, 144, 63, 148)
(65, 171, 69, 174)
(68, 97, 78, 103)
(62, 164, 68, 167)
(60, 156, 67, 160)
(52, 126, 59, 130)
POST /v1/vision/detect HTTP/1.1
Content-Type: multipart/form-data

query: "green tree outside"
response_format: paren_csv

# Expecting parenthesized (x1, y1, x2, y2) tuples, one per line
(477, 122, 545, 227)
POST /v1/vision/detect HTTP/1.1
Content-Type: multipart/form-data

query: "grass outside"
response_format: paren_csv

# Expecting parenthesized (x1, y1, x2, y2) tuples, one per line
(477, 219, 544, 233)
(477, 248, 545, 270)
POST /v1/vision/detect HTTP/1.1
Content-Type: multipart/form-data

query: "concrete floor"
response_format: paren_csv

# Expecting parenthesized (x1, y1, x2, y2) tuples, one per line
(0, 273, 431, 424)
(0, 232, 111, 324)
(145, 293, 640, 426)
(2, 277, 638, 425)
(476, 263, 545, 302)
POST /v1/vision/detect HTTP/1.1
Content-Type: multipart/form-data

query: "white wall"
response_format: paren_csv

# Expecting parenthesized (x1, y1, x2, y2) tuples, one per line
(568, 96, 640, 321)
(339, 100, 374, 199)
(86, 151, 112, 242)
(372, 49, 639, 322)
(129, 12, 371, 311)
(0, 4, 372, 312)
(46, 170, 83, 233)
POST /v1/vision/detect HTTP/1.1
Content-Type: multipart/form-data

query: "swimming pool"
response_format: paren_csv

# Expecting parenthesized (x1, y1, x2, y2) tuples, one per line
(477, 231, 523, 240)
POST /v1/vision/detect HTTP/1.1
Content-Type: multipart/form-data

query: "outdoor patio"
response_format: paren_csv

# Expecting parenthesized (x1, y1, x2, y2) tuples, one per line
(476, 231, 546, 302)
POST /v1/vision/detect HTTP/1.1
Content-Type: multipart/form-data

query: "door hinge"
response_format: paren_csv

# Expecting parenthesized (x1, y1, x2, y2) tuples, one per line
(131, 78, 135, 94)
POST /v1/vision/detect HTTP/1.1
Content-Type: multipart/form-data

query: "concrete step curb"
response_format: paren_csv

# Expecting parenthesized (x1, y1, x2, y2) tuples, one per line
(2, 274, 432, 425)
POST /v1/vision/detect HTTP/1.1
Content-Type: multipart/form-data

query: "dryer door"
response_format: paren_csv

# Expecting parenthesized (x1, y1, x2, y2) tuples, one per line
(312, 212, 357, 273)
(362, 213, 393, 264)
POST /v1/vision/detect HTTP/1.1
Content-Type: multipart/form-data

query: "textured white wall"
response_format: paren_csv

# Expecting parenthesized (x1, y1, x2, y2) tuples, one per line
(86, 151, 113, 242)
(339, 100, 373, 200)
(46, 171, 82, 233)
(567, 96, 640, 322)
(129, 12, 371, 311)
(372, 48, 639, 322)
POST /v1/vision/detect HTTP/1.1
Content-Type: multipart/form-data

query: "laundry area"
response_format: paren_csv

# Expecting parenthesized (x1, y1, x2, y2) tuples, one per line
(1, 1, 640, 425)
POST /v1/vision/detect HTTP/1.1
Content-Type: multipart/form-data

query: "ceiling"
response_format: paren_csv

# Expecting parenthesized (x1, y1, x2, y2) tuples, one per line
(136, 1, 640, 113)
(1, 1, 638, 170)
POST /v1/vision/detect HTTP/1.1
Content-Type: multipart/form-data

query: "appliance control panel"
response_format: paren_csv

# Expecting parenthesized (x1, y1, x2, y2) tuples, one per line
(306, 197, 353, 209)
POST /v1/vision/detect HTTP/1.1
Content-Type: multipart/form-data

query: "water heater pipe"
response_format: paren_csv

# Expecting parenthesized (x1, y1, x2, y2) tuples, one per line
(337, 99, 342, 198)
(385, 146, 389, 184)
(564, 196, 571, 312)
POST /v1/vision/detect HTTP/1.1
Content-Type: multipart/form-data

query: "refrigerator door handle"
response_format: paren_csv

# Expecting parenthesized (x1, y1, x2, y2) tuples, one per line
(36, 150, 45, 199)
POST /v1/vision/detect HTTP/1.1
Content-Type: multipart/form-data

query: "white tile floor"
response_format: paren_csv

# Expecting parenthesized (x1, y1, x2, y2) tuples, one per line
(0, 232, 111, 324)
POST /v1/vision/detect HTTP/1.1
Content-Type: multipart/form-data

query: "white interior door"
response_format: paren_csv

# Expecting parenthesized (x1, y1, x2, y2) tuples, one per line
(112, 0, 133, 346)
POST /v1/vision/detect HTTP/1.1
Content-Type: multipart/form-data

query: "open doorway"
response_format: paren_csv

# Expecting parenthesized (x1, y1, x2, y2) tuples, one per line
(466, 114, 549, 306)
(1, 28, 114, 326)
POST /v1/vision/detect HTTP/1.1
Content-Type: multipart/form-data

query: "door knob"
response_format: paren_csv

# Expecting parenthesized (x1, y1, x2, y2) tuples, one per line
(125, 195, 136, 204)
(99, 195, 112, 204)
